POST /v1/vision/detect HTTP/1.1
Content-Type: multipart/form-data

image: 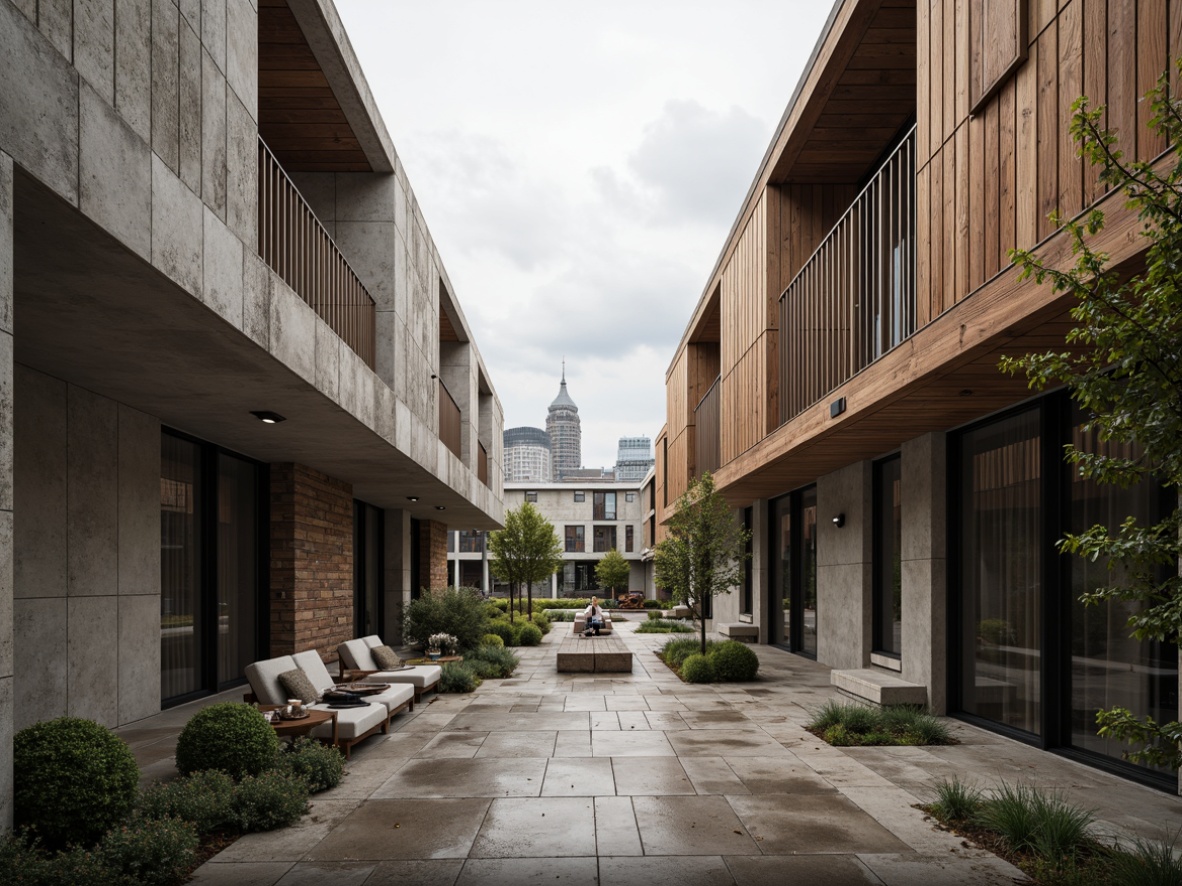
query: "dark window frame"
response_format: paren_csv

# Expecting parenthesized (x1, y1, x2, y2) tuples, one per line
(872, 454, 902, 657)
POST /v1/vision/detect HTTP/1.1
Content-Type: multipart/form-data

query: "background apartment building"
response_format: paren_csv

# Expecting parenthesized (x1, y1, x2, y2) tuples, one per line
(658, 0, 1180, 793)
(503, 425, 552, 482)
(0, 0, 505, 824)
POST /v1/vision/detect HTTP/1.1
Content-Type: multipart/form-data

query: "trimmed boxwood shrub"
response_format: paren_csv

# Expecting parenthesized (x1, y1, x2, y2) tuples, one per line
(661, 638, 717, 668)
(230, 771, 309, 833)
(643, 599, 662, 609)
(14, 717, 140, 850)
(485, 618, 516, 645)
(439, 661, 481, 693)
(98, 817, 198, 886)
(175, 703, 279, 780)
(137, 770, 235, 835)
(481, 633, 505, 648)
(680, 654, 715, 683)
(708, 641, 760, 681)
(531, 612, 552, 635)
(274, 736, 345, 793)
(516, 622, 544, 646)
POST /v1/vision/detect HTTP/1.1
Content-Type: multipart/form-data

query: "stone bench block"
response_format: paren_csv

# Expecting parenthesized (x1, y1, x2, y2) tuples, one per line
(831, 668, 928, 707)
(719, 623, 758, 641)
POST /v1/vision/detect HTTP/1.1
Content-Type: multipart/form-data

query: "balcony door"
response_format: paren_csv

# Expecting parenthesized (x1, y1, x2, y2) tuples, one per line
(771, 486, 817, 656)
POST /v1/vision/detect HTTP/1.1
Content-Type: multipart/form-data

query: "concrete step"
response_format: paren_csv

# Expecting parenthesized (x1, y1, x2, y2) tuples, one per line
(831, 668, 927, 706)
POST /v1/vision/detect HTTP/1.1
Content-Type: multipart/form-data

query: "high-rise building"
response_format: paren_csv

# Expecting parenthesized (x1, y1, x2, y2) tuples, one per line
(546, 366, 581, 480)
(503, 426, 552, 482)
(614, 436, 654, 482)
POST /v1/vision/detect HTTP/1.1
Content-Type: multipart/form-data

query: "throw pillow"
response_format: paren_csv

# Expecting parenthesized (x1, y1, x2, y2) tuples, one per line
(371, 645, 402, 670)
(278, 669, 318, 704)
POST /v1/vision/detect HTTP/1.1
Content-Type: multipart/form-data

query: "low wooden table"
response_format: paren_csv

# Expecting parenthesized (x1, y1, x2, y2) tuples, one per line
(259, 705, 338, 746)
(556, 634, 633, 673)
(401, 655, 462, 665)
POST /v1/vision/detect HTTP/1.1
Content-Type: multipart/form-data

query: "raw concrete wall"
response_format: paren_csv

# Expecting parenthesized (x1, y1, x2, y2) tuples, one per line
(816, 460, 872, 670)
(0, 150, 14, 829)
(12, 366, 160, 733)
(901, 432, 948, 712)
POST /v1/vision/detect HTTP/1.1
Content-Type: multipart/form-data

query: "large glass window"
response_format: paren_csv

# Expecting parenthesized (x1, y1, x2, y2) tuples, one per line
(625, 525, 634, 553)
(771, 487, 817, 656)
(565, 525, 585, 553)
(354, 501, 383, 639)
(741, 507, 753, 616)
(958, 407, 1042, 734)
(873, 456, 902, 657)
(593, 525, 617, 552)
(161, 432, 262, 705)
(594, 492, 617, 520)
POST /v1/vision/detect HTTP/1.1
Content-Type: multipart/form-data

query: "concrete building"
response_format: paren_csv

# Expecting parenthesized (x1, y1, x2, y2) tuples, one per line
(546, 368, 581, 480)
(614, 435, 654, 483)
(449, 482, 649, 599)
(657, 0, 1179, 793)
(502, 425, 552, 482)
(0, 0, 505, 823)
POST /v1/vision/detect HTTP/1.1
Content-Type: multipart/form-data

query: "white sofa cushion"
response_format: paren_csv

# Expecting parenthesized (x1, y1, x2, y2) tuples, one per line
(338, 637, 378, 671)
(338, 636, 441, 691)
(307, 701, 387, 740)
(293, 649, 414, 714)
(245, 655, 300, 705)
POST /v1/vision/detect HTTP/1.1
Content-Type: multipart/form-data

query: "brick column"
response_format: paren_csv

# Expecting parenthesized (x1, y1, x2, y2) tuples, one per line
(420, 519, 448, 591)
(270, 464, 354, 660)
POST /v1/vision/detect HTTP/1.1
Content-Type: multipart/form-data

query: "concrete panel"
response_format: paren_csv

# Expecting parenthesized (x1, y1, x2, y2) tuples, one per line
(0, 338, 8, 518)
(0, 154, 10, 335)
(374, 309, 397, 391)
(901, 432, 946, 562)
(335, 173, 397, 222)
(152, 153, 204, 295)
(242, 249, 272, 349)
(0, 1, 80, 206)
(269, 280, 316, 385)
(335, 221, 395, 307)
(178, 15, 203, 192)
(0, 676, 11, 828)
(202, 207, 244, 328)
(178, 0, 200, 34)
(14, 597, 67, 729)
(114, 0, 152, 142)
(0, 512, 11, 677)
(314, 317, 341, 402)
(393, 236, 409, 322)
(150, 0, 179, 173)
(118, 594, 160, 723)
(373, 380, 396, 444)
(339, 347, 375, 428)
(901, 558, 947, 713)
(118, 404, 160, 597)
(287, 171, 335, 223)
(37, 0, 73, 61)
(816, 562, 872, 671)
(79, 82, 151, 260)
(225, 0, 256, 118)
(13, 367, 67, 600)
(817, 461, 871, 568)
(73, 0, 115, 103)
(67, 386, 118, 598)
(67, 596, 119, 726)
(225, 90, 257, 248)
(201, 49, 227, 218)
(201, 0, 227, 73)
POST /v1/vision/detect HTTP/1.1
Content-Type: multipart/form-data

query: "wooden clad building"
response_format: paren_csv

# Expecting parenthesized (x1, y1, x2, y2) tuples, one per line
(660, 0, 1181, 793)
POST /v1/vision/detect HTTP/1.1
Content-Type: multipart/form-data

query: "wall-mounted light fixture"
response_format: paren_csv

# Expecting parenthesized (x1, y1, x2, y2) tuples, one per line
(832, 513, 845, 528)
(830, 397, 846, 418)
(251, 410, 286, 424)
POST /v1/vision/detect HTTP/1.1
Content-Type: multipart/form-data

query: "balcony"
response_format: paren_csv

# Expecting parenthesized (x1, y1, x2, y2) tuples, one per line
(257, 138, 377, 369)
(695, 375, 721, 477)
(439, 381, 462, 459)
(779, 126, 916, 425)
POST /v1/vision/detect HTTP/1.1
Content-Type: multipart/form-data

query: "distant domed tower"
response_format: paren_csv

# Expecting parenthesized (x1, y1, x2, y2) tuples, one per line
(546, 365, 581, 480)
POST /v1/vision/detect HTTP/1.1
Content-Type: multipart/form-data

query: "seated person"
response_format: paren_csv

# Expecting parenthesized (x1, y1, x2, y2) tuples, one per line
(583, 596, 605, 636)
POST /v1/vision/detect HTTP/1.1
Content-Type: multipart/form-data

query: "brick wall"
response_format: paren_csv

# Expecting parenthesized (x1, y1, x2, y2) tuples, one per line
(420, 519, 449, 590)
(270, 464, 354, 660)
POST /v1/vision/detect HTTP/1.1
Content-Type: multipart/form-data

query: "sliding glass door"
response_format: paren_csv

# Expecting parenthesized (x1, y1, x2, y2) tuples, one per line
(771, 487, 817, 656)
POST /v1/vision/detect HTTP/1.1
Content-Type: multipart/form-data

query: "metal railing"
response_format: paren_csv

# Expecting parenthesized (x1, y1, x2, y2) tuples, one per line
(779, 125, 916, 424)
(257, 138, 376, 369)
(439, 382, 462, 459)
(694, 375, 721, 477)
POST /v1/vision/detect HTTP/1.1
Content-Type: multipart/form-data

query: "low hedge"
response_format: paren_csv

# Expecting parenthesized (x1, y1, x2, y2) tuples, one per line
(98, 817, 198, 886)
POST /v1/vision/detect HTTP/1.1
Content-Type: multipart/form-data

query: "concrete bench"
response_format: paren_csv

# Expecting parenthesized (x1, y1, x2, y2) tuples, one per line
(831, 668, 927, 706)
(719, 623, 758, 641)
(556, 634, 632, 673)
(571, 614, 613, 634)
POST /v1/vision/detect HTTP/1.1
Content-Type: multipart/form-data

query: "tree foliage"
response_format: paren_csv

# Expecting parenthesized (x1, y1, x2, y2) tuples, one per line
(653, 472, 750, 655)
(1000, 66, 1182, 770)
(595, 549, 630, 596)
(488, 501, 563, 622)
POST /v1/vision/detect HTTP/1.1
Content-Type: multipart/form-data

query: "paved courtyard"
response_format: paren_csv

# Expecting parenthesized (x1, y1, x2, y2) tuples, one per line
(121, 618, 1182, 886)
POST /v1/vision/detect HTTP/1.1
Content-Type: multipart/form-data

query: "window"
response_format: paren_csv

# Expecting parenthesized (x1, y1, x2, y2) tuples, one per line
(593, 491, 616, 520)
(457, 530, 483, 553)
(593, 525, 617, 552)
(771, 486, 817, 656)
(573, 491, 585, 503)
(741, 507, 753, 615)
(565, 525, 585, 553)
(354, 501, 383, 638)
(873, 456, 902, 657)
(525, 491, 537, 502)
(626, 492, 635, 503)
(625, 525, 634, 553)
(969, 0, 1027, 113)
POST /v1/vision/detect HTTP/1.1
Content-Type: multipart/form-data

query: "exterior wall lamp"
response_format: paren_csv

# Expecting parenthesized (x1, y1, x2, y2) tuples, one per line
(832, 513, 845, 528)
(251, 410, 286, 424)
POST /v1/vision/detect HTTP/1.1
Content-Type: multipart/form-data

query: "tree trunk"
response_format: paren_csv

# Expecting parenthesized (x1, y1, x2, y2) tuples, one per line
(510, 582, 517, 624)
(699, 600, 707, 656)
(528, 580, 534, 622)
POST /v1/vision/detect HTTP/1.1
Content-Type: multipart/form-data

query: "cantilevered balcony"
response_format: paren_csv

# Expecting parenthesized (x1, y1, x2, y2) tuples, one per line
(257, 138, 377, 369)
(779, 126, 916, 424)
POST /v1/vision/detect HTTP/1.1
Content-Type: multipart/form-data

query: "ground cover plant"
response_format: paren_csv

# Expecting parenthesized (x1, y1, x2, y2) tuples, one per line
(806, 701, 952, 746)
(657, 638, 760, 682)
(636, 617, 695, 634)
(924, 778, 1182, 885)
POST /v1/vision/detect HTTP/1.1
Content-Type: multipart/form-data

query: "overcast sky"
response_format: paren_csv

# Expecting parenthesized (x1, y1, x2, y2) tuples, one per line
(336, 1, 834, 470)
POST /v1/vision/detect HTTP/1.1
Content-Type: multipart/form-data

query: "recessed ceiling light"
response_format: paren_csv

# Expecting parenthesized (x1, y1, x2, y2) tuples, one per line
(406, 496, 419, 502)
(435, 505, 446, 511)
(251, 410, 286, 424)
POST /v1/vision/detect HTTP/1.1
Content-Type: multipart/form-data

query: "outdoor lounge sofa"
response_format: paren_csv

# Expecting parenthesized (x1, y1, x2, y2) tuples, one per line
(244, 652, 399, 758)
(337, 635, 443, 701)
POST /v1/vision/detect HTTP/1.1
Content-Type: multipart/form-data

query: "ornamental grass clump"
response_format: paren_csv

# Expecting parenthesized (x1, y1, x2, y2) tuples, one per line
(14, 717, 140, 850)
(174, 703, 279, 780)
(806, 701, 952, 747)
(929, 777, 984, 824)
(636, 618, 695, 634)
(1109, 829, 1182, 886)
(465, 645, 519, 679)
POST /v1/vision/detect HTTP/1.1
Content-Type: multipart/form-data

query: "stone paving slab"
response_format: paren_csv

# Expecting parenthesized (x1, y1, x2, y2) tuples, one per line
(132, 619, 1182, 886)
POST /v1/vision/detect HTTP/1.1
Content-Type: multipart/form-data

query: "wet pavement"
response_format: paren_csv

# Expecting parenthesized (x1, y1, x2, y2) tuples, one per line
(119, 618, 1182, 886)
